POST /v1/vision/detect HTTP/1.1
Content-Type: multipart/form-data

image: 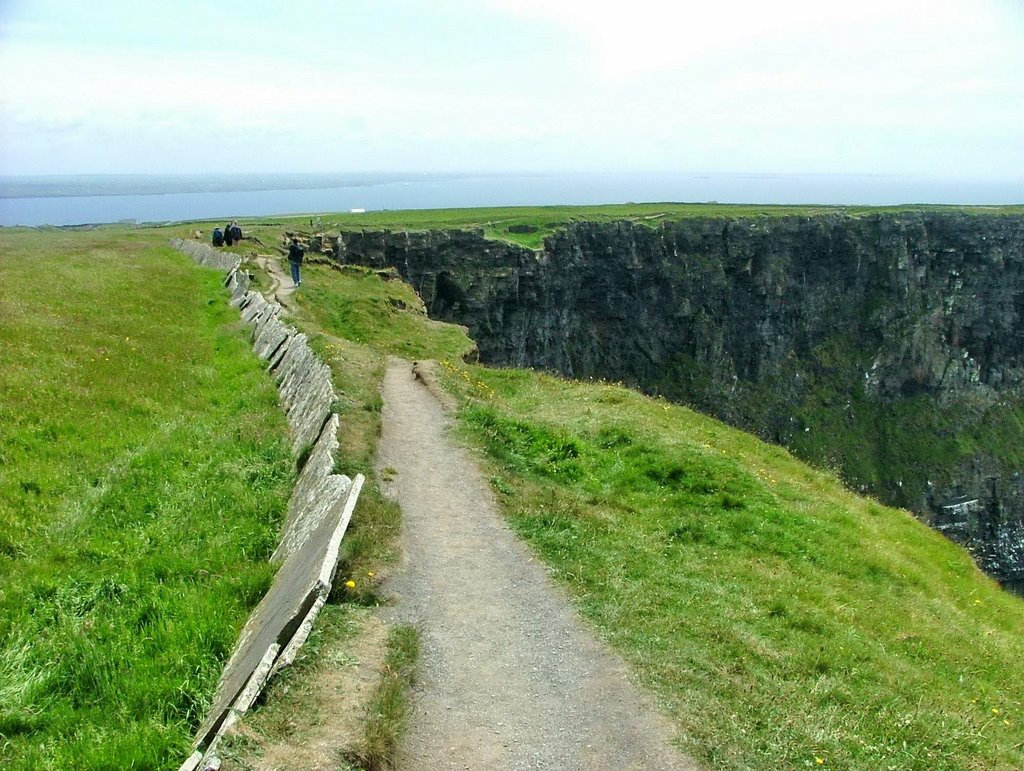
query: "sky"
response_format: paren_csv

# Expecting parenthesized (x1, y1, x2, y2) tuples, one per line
(0, 0, 1022, 178)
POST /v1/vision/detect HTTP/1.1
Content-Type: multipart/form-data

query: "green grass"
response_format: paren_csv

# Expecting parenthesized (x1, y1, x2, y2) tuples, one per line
(0, 227, 293, 769)
(436, 362, 1024, 769)
(343, 624, 420, 771)
(297, 263, 476, 362)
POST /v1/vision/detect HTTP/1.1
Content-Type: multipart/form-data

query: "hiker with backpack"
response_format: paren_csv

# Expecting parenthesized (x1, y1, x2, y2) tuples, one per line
(212, 227, 224, 247)
(287, 238, 304, 286)
(230, 222, 242, 243)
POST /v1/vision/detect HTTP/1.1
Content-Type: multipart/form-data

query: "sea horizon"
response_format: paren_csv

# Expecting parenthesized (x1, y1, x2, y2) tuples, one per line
(1, 171, 1021, 227)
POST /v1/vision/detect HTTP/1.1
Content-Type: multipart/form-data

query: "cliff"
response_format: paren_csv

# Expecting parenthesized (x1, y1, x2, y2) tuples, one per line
(335, 212, 1024, 592)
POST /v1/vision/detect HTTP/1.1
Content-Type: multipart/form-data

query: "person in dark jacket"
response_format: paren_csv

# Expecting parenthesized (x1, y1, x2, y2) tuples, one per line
(230, 222, 242, 243)
(287, 238, 304, 286)
(224, 223, 234, 246)
(212, 227, 224, 247)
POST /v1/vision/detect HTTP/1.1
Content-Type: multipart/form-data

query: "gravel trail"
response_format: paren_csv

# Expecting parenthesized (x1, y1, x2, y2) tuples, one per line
(376, 358, 698, 771)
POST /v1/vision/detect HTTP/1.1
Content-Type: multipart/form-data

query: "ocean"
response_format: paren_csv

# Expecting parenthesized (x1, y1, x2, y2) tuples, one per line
(0, 172, 1021, 227)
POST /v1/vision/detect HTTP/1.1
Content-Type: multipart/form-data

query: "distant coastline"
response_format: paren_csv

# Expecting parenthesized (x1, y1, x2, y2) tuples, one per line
(1, 172, 1021, 227)
(0, 172, 449, 200)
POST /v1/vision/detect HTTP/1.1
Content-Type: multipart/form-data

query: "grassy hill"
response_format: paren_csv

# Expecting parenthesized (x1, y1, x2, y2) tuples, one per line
(0, 227, 293, 768)
(3, 205, 1023, 769)
(444, 367, 1024, 768)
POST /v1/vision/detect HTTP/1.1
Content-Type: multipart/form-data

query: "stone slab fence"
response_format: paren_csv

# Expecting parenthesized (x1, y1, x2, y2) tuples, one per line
(170, 239, 364, 771)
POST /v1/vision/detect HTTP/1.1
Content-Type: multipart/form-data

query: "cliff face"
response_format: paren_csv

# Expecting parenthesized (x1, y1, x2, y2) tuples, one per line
(337, 213, 1024, 592)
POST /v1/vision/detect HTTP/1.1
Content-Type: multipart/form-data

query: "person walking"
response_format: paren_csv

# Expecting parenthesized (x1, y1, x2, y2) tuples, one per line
(287, 238, 304, 286)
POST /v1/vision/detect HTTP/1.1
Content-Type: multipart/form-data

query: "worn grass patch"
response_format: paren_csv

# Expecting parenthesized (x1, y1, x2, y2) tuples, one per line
(0, 228, 293, 769)
(343, 624, 421, 771)
(438, 361, 1024, 770)
(218, 605, 388, 771)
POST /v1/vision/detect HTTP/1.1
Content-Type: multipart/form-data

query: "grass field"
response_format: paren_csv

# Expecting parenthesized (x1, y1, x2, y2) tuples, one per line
(0, 228, 293, 768)
(4, 202, 1024, 768)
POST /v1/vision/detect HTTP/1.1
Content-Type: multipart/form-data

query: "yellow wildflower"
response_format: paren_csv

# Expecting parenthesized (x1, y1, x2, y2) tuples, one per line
(344, 580, 356, 589)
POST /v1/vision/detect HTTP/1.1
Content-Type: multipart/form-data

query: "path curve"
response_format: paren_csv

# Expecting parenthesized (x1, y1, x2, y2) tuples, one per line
(253, 254, 296, 309)
(377, 358, 698, 771)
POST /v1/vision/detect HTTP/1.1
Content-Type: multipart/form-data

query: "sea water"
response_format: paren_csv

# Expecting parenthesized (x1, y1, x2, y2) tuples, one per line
(0, 172, 1021, 227)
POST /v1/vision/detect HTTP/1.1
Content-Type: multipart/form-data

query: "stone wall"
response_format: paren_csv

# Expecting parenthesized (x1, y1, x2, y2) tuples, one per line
(170, 239, 364, 770)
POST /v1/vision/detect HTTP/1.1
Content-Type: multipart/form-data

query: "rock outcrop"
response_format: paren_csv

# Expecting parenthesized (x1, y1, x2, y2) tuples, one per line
(335, 213, 1024, 593)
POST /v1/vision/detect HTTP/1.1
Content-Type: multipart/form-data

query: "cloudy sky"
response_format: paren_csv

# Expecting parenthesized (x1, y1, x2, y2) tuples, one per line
(1, 0, 1022, 178)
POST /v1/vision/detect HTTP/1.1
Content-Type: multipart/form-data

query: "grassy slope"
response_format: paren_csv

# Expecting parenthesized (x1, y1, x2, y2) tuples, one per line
(0, 227, 293, 769)
(5, 202, 1023, 768)
(440, 365, 1024, 769)
(277, 241, 1024, 770)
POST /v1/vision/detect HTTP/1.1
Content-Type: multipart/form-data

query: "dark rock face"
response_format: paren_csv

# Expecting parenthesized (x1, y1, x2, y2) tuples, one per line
(337, 214, 1024, 592)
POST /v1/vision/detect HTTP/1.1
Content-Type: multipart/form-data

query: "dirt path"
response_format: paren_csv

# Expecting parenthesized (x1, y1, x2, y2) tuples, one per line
(377, 358, 698, 771)
(253, 254, 296, 309)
